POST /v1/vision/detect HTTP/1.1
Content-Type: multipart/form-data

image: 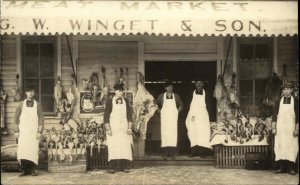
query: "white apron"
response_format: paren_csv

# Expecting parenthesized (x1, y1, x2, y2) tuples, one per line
(274, 96, 299, 162)
(17, 100, 39, 165)
(186, 90, 212, 149)
(106, 97, 133, 161)
(161, 93, 178, 147)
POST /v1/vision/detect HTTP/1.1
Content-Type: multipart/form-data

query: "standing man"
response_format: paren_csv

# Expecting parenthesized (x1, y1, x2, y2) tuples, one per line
(104, 82, 133, 173)
(14, 85, 44, 176)
(185, 81, 213, 158)
(272, 81, 299, 175)
(156, 80, 183, 160)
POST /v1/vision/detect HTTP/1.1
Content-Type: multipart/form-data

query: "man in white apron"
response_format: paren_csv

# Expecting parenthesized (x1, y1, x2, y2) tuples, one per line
(104, 82, 133, 173)
(14, 85, 44, 176)
(156, 80, 183, 160)
(272, 82, 298, 175)
(185, 81, 213, 158)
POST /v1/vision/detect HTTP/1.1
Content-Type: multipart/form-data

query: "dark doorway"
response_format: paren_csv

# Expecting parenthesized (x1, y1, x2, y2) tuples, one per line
(145, 61, 217, 155)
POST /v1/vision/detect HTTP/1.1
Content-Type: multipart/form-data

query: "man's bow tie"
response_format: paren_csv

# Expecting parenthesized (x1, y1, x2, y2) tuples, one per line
(116, 98, 123, 104)
(166, 93, 173, 99)
(283, 97, 291, 104)
(196, 90, 203, 95)
(26, 100, 34, 107)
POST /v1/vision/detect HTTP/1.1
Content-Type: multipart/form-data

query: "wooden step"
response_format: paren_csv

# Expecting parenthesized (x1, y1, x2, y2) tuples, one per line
(133, 155, 215, 167)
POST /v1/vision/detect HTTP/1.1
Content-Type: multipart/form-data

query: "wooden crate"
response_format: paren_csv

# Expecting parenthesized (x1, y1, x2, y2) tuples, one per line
(214, 145, 269, 168)
(86, 146, 133, 170)
(86, 146, 109, 170)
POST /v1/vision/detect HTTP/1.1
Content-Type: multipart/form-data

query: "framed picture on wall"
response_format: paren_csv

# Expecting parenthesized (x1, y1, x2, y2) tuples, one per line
(80, 91, 106, 114)
(108, 91, 134, 106)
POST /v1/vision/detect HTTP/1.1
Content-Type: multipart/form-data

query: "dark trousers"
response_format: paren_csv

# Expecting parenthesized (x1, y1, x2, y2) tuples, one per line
(191, 146, 213, 156)
(20, 159, 36, 172)
(162, 147, 177, 157)
(278, 160, 296, 172)
(109, 159, 131, 170)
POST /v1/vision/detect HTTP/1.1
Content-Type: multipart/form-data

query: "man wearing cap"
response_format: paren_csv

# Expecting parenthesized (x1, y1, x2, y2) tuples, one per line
(14, 85, 44, 176)
(185, 81, 213, 158)
(104, 82, 133, 173)
(272, 81, 299, 175)
(156, 80, 183, 159)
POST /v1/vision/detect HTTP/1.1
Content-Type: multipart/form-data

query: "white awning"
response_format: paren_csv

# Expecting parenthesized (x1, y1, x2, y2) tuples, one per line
(0, 0, 298, 36)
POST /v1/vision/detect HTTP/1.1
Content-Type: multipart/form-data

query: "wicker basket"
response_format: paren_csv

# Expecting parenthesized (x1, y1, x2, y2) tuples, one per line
(214, 145, 269, 168)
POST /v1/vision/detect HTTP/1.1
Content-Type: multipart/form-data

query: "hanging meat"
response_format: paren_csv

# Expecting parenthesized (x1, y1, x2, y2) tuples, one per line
(125, 68, 129, 90)
(133, 72, 158, 139)
(229, 72, 238, 106)
(99, 66, 109, 105)
(262, 72, 282, 116)
(54, 76, 63, 111)
(90, 72, 99, 103)
(114, 69, 119, 84)
(100, 66, 106, 90)
(214, 75, 227, 103)
(82, 79, 89, 91)
(11, 74, 21, 102)
(1, 90, 7, 135)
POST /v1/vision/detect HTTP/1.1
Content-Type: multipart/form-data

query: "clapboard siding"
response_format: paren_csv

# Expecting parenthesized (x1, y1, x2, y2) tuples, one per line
(1, 36, 18, 146)
(78, 41, 138, 92)
(144, 40, 218, 54)
(2, 41, 16, 59)
(277, 37, 298, 82)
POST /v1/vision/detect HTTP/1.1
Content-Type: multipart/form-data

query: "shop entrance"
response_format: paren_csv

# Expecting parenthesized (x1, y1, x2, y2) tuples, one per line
(144, 61, 217, 156)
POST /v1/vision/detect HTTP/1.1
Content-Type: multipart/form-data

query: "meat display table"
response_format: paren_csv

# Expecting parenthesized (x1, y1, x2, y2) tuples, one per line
(211, 135, 269, 168)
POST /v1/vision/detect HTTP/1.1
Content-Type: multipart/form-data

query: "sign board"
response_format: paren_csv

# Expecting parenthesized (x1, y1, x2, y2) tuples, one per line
(80, 91, 105, 114)
(1, 0, 298, 36)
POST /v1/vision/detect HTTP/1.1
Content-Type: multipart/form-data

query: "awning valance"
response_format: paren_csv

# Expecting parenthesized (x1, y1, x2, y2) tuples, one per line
(0, 0, 298, 36)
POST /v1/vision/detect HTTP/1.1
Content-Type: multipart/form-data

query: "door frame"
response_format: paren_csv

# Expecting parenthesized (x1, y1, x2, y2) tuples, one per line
(144, 60, 218, 155)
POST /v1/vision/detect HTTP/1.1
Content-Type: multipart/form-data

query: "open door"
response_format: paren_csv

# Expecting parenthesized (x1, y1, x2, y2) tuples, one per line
(145, 61, 217, 155)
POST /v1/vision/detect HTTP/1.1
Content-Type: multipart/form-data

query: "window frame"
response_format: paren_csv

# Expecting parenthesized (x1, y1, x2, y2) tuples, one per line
(237, 38, 273, 117)
(22, 37, 57, 116)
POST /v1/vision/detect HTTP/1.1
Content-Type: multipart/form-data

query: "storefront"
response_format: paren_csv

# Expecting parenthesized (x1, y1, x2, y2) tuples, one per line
(0, 0, 298, 170)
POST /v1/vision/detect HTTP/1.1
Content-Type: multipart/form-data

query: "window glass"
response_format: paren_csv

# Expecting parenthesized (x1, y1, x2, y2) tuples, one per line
(255, 61, 270, 79)
(240, 80, 253, 96)
(255, 44, 269, 60)
(240, 61, 254, 80)
(23, 41, 55, 114)
(255, 97, 265, 117)
(240, 44, 254, 61)
(24, 44, 39, 77)
(255, 80, 268, 97)
(41, 79, 54, 94)
(239, 96, 253, 115)
(239, 42, 271, 116)
(40, 43, 54, 77)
